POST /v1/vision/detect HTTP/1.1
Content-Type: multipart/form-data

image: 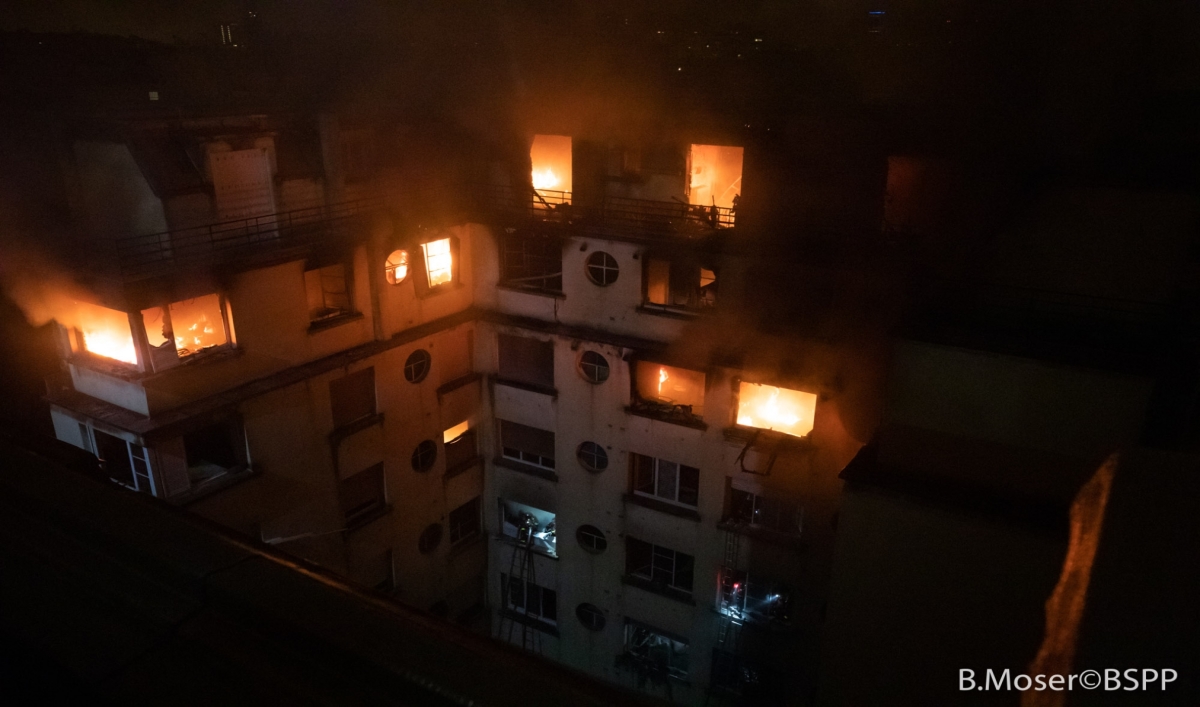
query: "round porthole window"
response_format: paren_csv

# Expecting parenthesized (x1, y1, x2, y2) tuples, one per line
(384, 249, 409, 285)
(578, 351, 610, 383)
(411, 439, 437, 472)
(404, 349, 431, 383)
(418, 523, 443, 554)
(576, 442, 608, 473)
(576, 524, 607, 554)
(575, 603, 606, 631)
(585, 251, 619, 286)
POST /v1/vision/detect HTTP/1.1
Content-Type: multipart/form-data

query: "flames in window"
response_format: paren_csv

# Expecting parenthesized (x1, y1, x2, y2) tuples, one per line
(531, 134, 572, 205)
(384, 249, 409, 285)
(736, 382, 817, 438)
(422, 238, 453, 287)
(688, 144, 743, 212)
(142, 294, 228, 359)
(76, 301, 137, 365)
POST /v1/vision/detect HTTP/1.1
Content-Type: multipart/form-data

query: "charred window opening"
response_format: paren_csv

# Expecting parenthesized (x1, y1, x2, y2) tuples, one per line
(735, 382, 817, 438)
(632, 453, 700, 508)
(500, 232, 562, 292)
(72, 301, 138, 366)
(499, 499, 557, 557)
(497, 334, 554, 390)
(304, 263, 353, 322)
(725, 485, 803, 536)
(183, 418, 246, 486)
(498, 419, 555, 470)
(141, 293, 233, 371)
(686, 144, 742, 227)
(621, 620, 689, 680)
(531, 134, 572, 207)
(93, 428, 153, 494)
(449, 497, 481, 545)
(717, 568, 795, 628)
(625, 536, 694, 596)
(444, 421, 477, 471)
(340, 462, 386, 528)
(632, 361, 706, 425)
(501, 573, 557, 627)
(329, 367, 376, 429)
(384, 249, 409, 285)
(645, 256, 717, 311)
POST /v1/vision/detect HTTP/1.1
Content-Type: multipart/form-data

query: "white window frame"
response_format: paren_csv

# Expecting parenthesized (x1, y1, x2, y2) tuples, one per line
(632, 453, 699, 508)
(501, 573, 557, 626)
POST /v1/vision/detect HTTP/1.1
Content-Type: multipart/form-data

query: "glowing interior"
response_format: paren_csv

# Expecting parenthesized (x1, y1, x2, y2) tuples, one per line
(385, 249, 409, 285)
(168, 294, 227, 356)
(736, 382, 817, 438)
(688, 144, 744, 212)
(422, 238, 453, 287)
(531, 134, 572, 204)
(76, 301, 137, 365)
(443, 420, 469, 444)
(636, 362, 706, 415)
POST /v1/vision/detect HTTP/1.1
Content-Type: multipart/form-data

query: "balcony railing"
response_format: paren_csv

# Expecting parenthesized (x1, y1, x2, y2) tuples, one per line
(98, 195, 384, 281)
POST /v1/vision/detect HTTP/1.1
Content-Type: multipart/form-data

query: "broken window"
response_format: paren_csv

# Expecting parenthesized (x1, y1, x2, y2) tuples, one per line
(645, 257, 717, 310)
(329, 368, 376, 428)
(444, 422, 477, 471)
(340, 463, 386, 528)
(501, 573, 557, 627)
(449, 497, 481, 545)
(93, 429, 153, 494)
(633, 361, 706, 421)
(625, 536, 694, 595)
(497, 334, 554, 389)
(72, 301, 138, 366)
(498, 419, 555, 470)
(623, 620, 689, 679)
(717, 568, 795, 627)
(183, 418, 245, 486)
(500, 233, 562, 292)
(304, 263, 353, 322)
(687, 144, 742, 226)
(726, 486, 803, 536)
(384, 249, 409, 285)
(736, 382, 817, 438)
(499, 499, 557, 557)
(632, 453, 700, 508)
(140, 293, 233, 370)
(531, 134, 572, 206)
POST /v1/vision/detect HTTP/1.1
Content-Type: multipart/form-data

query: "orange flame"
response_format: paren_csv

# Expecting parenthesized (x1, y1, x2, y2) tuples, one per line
(658, 367, 668, 396)
(532, 167, 559, 191)
(422, 238, 453, 287)
(76, 301, 137, 365)
(737, 382, 817, 438)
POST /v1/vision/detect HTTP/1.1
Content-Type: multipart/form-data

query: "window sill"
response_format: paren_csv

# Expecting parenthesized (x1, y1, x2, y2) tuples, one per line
(174, 465, 259, 507)
(491, 376, 558, 399)
(345, 503, 392, 534)
(497, 283, 566, 300)
(716, 520, 805, 550)
(723, 426, 813, 449)
(329, 412, 385, 448)
(621, 574, 696, 606)
(637, 304, 709, 320)
(308, 311, 364, 333)
(492, 456, 559, 482)
(445, 455, 483, 480)
(499, 609, 560, 637)
(624, 493, 701, 522)
(626, 405, 707, 431)
(415, 280, 462, 300)
(436, 371, 482, 399)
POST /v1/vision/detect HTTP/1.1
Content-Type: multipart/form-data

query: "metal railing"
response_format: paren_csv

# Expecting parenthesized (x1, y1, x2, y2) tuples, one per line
(104, 195, 384, 280)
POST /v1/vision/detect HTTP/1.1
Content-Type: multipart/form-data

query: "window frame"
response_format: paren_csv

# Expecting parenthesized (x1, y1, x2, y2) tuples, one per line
(448, 497, 482, 545)
(411, 439, 438, 472)
(631, 453, 700, 508)
(329, 368, 377, 430)
(339, 462, 387, 529)
(501, 573, 558, 627)
(585, 251, 619, 286)
(498, 420, 556, 471)
(575, 441, 608, 472)
(404, 349, 432, 384)
(304, 261, 356, 323)
(578, 350, 610, 384)
(622, 619, 690, 680)
(625, 536, 694, 596)
(576, 524, 608, 554)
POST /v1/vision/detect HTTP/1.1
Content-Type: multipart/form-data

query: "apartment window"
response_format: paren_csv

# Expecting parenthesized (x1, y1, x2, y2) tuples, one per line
(411, 439, 438, 472)
(93, 429, 154, 494)
(576, 603, 606, 631)
(625, 537, 694, 596)
(727, 487, 803, 535)
(645, 258, 717, 310)
(576, 441, 608, 472)
(585, 251, 619, 286)
(632, 453, 699, 508)
(501, 574, 557, 627)
(449, 497, 481, 545)
(499, 420, 555, 470)
(576, 524, 607, 554)
(444, 425, 477, 471)
(623, 620, 689, 680)
(404, 349, 431, 383)
(305, 263, 353, 322)
(497, 334, 554, 389)
(140, 293, 233, 370)
(340, 463, 386, 528)
(73, 301, 137, 366)
(418, 523, 443, 554)
(500, 233, 562, 292)
(183, 418, 245, 485)
(384, 249, 409, 285)
(500, 499, 557, 557)
(578, 351, 610, 383)
(718, 568, 795, 627)
(686, 144, 743, 216)
(330, 368, 376, 429)
(633, 361, 706, 422)
(421, 238, 453, 288)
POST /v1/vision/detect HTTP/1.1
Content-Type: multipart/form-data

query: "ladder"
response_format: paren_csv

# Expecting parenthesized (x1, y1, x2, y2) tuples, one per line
(707, 529, 745, 705)
(498, 524, 542, 655)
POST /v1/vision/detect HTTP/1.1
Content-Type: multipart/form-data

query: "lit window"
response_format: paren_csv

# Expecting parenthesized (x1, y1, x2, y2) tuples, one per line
(633, 361, 706, 419)
(140, 294, 233, 370)
(645, 259, 717, 310)
(74, 301, 137, 365)
(687, 144, 743, 220)
(422, 238, 453, 288)
(384, 249, 409, 285)
(585, 251, 619, 286)
(443, 420, 470, 444)
(499, 499, 557, 557)
(531, 134, 572, 206)
(579, 350, 610, 383)
(736, 382, 817, 438)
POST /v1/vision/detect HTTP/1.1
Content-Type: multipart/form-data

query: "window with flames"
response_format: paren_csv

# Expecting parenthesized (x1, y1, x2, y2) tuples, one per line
(735, 382, 816, 438)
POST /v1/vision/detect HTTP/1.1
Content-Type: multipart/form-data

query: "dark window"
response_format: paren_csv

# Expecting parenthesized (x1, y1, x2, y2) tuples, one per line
(183, 419, 243, 484)
(330, 368, 376, 428)
(632, 453, 700, 507)
(585, 251, 619, 286)
(497, 334, 554, 389)
(444, 427, 478, 471)
(305, 263, 353, 321)
(501, 233, 562, 292)
(576, 442, 608, 472)
(626, 537, 694, 594)
(94, 429, 135, 488)
(727, 488, 803, 535)
(418, 523, 443, 554)
(576, 525, 607, 554)
(576, 603, 606, 631)
(623, 621, 689, 679)
(645, 258, 717, 310)
(404, 349, 431, 383)
(499, 420, 555, 470)
(578, 351, 609, 383)
(449, 497, 481, 544)
(502, 574, 557, 626)
(411, 439, 438, 472)
(340, 463, 386, 528)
